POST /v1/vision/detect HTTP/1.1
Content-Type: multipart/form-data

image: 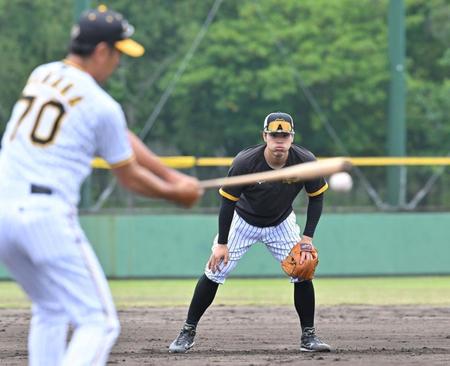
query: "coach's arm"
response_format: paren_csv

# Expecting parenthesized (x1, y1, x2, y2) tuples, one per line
(113, 160, 202, 208)
(127, 130, 195, 184)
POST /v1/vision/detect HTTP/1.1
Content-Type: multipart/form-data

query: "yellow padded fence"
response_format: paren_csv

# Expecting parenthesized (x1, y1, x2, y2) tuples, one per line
(92, 156, 450, 169)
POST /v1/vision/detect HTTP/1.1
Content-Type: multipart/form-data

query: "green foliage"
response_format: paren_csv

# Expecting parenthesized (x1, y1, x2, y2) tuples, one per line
(405, 0, 450, 156)
(1, 0, 448, 156)
(0, 0, 71, 132)
(0, 1, 448, 210)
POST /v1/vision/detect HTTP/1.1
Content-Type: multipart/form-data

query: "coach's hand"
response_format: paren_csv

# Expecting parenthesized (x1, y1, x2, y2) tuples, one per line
(208, 244, 229, 273)
(172, 177, 204, 208)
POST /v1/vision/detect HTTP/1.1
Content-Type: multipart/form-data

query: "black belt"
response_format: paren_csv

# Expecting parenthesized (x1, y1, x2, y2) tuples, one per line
(31, 184, 52, 195)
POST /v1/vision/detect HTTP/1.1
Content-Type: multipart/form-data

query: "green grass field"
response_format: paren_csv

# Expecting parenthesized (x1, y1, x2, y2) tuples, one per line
(1, 276, 450, 309)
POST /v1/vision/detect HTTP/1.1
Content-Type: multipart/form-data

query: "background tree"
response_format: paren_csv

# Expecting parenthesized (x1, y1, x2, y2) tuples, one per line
(0, 0, 448, 209)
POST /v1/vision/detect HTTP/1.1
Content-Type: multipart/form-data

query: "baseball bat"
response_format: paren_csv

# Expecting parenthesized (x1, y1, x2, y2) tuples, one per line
(199, 157, 352, 189)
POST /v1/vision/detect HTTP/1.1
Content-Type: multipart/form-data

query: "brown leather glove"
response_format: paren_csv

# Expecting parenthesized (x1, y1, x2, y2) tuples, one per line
(281, 242, 319, 280)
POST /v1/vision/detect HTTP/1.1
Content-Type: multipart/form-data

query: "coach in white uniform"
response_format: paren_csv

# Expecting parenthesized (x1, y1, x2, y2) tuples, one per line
(0, 6, 202, 366)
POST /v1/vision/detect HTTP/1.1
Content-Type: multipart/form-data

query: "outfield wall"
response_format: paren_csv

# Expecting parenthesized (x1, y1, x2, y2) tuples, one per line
(1, 213, 449, 279)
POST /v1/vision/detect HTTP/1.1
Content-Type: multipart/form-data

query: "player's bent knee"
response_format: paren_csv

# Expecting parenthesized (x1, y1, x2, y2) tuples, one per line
(63, 314, 120, 365)
(107, 315, 121, 340)
(82, 315, 120, 350)
(103, 321, 120, 349)
(204, 270, 225, 285)
(75, 311, 120, 339)
(100, 313, 120, 342)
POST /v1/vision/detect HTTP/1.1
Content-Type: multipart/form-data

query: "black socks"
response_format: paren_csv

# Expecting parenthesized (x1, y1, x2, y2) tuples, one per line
(294, 280, 315, 330)
(185, 275, 315, 331)
(186, 274, 219, 326)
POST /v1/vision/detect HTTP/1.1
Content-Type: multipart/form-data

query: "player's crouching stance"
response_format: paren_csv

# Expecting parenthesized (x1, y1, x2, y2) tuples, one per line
(0, 6, 202, 366)
(169, 112, 330, 353)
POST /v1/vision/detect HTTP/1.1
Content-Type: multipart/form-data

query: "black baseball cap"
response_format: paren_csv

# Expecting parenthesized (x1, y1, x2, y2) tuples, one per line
(263, 112, 295, 134)
(70, 5, 144, 57)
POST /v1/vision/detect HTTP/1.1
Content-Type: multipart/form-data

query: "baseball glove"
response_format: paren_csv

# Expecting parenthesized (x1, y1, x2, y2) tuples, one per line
(281, 242, 319, 280)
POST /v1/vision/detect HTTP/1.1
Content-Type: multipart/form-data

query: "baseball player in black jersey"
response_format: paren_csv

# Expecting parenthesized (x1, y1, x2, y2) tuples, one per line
(169, 112, 331, 353)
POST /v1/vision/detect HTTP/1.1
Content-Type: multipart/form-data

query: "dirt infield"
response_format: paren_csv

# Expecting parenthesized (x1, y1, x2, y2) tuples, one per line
(1, 305, 450, 365)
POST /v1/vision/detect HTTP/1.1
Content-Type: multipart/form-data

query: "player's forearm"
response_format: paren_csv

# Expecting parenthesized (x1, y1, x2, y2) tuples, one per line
(115, 159, 202, 208)
(217, 197, 236, 244)
(127, 130, 185, 183)
(302, 193, 324, 237)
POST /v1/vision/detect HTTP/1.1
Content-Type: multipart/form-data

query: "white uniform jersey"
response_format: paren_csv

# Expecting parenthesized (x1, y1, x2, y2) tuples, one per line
(0, 60, 133, 205)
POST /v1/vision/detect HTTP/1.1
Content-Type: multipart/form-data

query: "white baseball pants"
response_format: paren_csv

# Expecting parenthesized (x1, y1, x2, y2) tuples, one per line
(205, 211, 302, 284)
(0, 189, 119, 366)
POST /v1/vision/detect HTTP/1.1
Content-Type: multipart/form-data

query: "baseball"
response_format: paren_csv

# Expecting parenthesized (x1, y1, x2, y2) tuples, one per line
(329, 172, 353, 192)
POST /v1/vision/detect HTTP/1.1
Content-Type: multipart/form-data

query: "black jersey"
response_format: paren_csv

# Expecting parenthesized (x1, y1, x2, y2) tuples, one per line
(219, 144, 328, 227)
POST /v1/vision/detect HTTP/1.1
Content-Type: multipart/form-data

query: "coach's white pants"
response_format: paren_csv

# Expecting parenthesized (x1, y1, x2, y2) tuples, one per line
(0, 194, 119, 366)
(205, 211, 302, 284)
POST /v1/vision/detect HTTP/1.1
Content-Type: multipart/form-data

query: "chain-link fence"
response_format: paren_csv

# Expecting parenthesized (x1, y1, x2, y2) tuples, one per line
(80, 160, 450, 214)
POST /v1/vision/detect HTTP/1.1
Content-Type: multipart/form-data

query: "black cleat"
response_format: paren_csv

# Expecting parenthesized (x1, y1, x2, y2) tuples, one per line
(300, 327, 331, 352)
(169, 324, 196, 353)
